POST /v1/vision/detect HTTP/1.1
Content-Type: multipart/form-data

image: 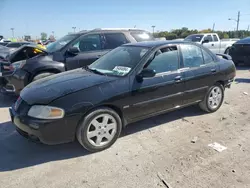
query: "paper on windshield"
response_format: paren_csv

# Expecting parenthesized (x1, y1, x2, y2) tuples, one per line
(113, 66, 131, 76)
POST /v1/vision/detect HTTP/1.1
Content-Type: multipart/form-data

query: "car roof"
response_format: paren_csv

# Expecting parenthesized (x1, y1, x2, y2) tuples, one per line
(76, 28, 150, 34)
(123, 40, 191, 48)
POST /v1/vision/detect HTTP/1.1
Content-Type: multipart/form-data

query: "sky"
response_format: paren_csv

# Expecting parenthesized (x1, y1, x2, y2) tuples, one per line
(0, 0, 250, 39)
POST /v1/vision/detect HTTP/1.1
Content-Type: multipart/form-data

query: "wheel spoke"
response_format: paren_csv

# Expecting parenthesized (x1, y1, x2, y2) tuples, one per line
(104, 133, 113, 141)
(96, 135, 103, 145)
(106, 123, 116, 131)
(87, 130, 98, 138)
(91, 119, 100, 128)
(102, 116, 109, 125)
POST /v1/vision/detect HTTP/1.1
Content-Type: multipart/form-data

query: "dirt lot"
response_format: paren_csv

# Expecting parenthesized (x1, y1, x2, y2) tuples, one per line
(0, 68, 250, 188)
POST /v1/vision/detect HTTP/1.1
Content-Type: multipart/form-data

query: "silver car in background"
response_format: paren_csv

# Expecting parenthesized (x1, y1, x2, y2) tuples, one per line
(184, 33, 236, 54)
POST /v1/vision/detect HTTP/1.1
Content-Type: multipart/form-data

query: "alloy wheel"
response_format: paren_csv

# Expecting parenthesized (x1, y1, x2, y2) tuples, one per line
(208, 86, 223, 109)
(86, 114, 117, 147)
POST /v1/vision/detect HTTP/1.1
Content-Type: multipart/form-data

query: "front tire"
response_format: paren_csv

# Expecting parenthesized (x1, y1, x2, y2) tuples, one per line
(76, 107, 122, 152)
(199, 84, 224, 113)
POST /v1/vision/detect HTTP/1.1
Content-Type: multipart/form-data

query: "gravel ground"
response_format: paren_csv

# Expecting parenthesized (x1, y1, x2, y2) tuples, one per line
(0, 68, 250, 188)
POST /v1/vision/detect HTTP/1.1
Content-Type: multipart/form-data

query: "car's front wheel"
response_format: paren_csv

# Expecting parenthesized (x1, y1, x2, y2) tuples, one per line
(76, 107, 122, 152)
(199, 83, 224, 113)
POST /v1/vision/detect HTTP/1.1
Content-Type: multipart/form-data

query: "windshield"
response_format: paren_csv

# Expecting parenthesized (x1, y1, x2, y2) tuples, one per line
(46, 34, 78, 53)
(88, 46, 149, 76)
(184, 34, 204, 42)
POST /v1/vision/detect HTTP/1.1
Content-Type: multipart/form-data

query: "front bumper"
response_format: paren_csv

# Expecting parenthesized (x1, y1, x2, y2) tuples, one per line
(9, 106, 79, 145)
(2, 69, 29, 95)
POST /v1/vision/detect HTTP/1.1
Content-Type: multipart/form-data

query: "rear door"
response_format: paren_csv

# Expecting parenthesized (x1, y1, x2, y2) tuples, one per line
(65, 34, 107, 70)
(212, 34, 221, 53)
(180, 44, 218, 104)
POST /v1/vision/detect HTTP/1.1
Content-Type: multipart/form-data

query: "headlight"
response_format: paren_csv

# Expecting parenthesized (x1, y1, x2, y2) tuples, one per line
(11, 60, 26, 70)
(28, 105, 65, 119)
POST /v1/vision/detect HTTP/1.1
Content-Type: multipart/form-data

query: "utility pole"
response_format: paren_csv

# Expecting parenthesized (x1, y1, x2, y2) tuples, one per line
(151, 25, 156, 35)
(212, 23, 215, 32)
(72, 27, 76, 33)
(236, 11, 240, 32)
(10, 28, 14, 38)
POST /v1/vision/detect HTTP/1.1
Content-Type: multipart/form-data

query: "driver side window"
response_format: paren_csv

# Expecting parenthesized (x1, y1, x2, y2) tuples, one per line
(72, 34, 102, 52)
(145, 46, 179, 74)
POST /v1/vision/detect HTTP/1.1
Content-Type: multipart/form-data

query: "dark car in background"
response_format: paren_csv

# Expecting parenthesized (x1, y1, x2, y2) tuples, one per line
(10, 41, 236, 152)
(0, 45, 47, 92)
(5, 42, 33, 50)
(0, 42, 10, 46)
(229, 37, 250, 66)
(1, 28, 154, 94)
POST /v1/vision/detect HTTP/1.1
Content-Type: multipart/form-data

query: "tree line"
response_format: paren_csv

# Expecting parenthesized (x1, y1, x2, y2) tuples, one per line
(154, 27, 250, 40)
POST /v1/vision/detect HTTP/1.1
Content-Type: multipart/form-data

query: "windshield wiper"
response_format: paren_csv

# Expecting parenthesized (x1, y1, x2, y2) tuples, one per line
(83, 66, 106, 75)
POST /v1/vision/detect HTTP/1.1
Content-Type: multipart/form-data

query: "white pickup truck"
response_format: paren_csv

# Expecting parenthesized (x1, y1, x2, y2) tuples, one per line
(184, 33, 236, 54)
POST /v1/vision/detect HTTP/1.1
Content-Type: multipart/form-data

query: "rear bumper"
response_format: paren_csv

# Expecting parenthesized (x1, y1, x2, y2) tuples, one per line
(231, 55, 250, 65)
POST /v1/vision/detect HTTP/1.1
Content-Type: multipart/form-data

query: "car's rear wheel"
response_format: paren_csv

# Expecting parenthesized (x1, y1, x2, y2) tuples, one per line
(32, 72, 55, 82)
(199, 83, 224, 113)
(76, 107, 122, 152)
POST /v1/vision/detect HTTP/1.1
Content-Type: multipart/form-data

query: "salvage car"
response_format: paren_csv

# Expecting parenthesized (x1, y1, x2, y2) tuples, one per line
(0, 45, 47, 93)
(228, 37, 250, 65)
(184, 33, 236, 54)
(9, 40, 236, 152)
(1, 28, 154, 94)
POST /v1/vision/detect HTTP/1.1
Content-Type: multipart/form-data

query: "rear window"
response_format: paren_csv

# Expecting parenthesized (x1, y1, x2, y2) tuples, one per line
(103, 33, 128, 49)
(130, 31, 154, 42)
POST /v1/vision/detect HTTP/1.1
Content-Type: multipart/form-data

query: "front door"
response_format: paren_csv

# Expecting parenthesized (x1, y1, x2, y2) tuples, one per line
(126, 45, 185, 120)
(180, 44, 219, 104)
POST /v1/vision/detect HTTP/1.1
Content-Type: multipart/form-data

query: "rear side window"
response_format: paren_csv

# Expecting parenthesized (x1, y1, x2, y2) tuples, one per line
(103, 33, 128, 49)
(213, 35, 219, 42)
(130, 31, 154, 42)
(181, 44, 203, 68)
(202, 49, 214, 64)
(204, 35, 213, 42)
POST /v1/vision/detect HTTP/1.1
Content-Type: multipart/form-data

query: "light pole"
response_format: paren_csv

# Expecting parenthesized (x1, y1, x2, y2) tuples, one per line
(228, 11, 240, 32)
(72, 27, 76, 33)
(52, 31, 54, 37)
(212, 23, 215, 32)
(151, 25, 156, 35)
(10, 28, 14, 39)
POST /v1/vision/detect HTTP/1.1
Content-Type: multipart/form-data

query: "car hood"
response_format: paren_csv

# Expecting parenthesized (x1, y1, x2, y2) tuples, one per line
(21, 68, 118, 105)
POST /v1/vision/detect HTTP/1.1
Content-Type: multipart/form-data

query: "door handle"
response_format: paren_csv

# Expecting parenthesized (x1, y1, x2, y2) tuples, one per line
(211, 44, 214, 46)
(211, 69, 217, 73)
(174, 76, 182, 82)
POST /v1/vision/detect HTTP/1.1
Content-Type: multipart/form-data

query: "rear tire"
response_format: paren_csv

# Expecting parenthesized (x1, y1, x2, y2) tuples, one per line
(76, 107, 122, 152)
(199, 83, 224, 113)
(32, 72, 55, 82)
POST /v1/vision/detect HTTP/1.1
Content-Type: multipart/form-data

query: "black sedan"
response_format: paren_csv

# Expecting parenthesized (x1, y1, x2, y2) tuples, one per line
(9, 41, 236, 152)
(229, 37, 250, 65)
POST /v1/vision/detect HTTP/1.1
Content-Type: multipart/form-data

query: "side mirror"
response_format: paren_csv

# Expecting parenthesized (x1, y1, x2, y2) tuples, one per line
(67, 47, 80, 55)
(202, 39, 209, 44)
(138, 68, 156, 79)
